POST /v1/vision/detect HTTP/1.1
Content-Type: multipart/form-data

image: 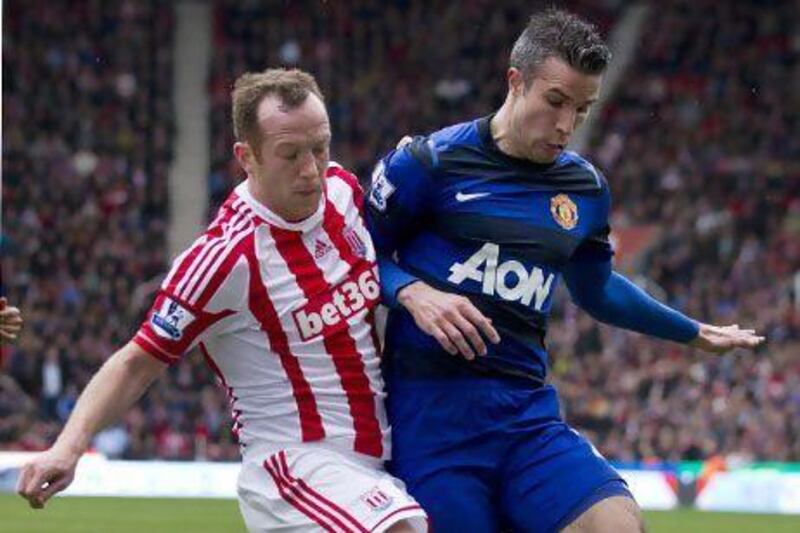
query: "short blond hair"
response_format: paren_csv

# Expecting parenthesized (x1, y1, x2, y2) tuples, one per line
(232, 68, 324, 146)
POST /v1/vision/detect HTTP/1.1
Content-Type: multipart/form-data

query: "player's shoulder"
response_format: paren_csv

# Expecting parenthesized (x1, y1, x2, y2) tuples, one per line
(550, 150, 610, 194)
(179, 186, 259, 264)
(326, 160, 360, 188)
(385, 118, 481, 174)
(161, 189, 255, 302)
(205, 187, 259, 239)
(326, 160, 365, 210)
(428, 118, 481, 150)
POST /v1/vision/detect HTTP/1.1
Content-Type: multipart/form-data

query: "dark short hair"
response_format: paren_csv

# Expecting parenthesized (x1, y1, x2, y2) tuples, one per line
(232, 68, 324, 146)
(510, 8, 611, 84)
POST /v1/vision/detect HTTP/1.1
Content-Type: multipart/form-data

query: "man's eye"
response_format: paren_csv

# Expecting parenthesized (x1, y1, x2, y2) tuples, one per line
(548, 99, 564, 108)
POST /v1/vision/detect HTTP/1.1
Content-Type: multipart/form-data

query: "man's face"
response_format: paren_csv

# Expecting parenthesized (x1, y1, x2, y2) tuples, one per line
(507, 56, 601, 163)
(236, 93, 331, 221)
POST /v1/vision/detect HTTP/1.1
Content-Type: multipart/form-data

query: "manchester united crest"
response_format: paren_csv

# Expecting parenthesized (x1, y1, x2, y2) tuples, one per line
(550, 194, 578, 230)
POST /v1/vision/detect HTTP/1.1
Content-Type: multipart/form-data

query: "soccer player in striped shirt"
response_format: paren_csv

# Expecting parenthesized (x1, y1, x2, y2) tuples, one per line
(18, 69, 427, 533)
(366, 9, 765, 533)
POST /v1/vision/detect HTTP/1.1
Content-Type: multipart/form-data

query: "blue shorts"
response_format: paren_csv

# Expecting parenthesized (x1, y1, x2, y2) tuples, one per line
(386, 378, 632, 533)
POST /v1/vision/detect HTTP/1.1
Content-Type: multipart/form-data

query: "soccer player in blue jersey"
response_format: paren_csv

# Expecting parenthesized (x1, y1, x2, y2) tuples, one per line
(365, 8, 765, 533)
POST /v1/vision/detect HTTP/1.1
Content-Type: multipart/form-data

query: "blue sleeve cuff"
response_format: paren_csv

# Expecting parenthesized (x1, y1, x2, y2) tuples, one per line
(377, 254, 419, 309)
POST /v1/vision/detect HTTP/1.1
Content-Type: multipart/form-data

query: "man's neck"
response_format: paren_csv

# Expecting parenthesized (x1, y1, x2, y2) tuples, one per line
(245, 178, 311, 223)
(490, 101, 525, 160)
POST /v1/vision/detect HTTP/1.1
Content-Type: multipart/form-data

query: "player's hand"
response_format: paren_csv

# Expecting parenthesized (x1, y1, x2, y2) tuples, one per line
(0, 297, 24, 342)
(689, 323, 765, 354)
(17, 447, 80, 509)
(397, 281, 500, 360)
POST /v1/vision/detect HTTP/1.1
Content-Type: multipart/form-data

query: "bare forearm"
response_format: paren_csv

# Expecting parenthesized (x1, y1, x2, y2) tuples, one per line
(52, 341, 166, 457)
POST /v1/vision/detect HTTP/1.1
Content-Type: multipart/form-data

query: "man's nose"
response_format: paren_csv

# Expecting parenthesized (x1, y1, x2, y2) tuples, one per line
(556, 108, 576, 138)
(298, 151, 317, 179)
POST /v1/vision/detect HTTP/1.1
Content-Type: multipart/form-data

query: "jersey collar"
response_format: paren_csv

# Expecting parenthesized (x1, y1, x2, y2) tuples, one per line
(235, 180, 325, 232)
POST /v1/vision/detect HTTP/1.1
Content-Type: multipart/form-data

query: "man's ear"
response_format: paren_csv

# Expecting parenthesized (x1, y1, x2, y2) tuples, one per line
(233, 141, 256, 174)
(507, 67, 525, 97)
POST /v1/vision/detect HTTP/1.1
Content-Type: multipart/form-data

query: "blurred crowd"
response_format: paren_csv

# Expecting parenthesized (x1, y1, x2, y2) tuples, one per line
(0, 0, 218, 459)
(207, 0, 619, 212)
(2, 0, 798, 463)
(551, 0, 800, 462)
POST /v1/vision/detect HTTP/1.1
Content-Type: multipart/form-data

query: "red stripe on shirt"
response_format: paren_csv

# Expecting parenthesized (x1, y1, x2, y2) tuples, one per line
(179, 214, 244, 302)
(271, 227, 383, 458)
(167, 204, 237, 297)
(183, 202, 256, 303)
(194, 223, 252, 310)
(322, 198, 361, 269)
(244, 231, 326, 443)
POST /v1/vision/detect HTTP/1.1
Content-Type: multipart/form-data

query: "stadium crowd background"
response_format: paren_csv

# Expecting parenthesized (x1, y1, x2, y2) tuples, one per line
(2, 0, 798, 464)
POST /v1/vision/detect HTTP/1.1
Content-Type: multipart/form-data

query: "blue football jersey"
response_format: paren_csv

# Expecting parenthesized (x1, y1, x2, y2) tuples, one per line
(366, 115, 614, 383)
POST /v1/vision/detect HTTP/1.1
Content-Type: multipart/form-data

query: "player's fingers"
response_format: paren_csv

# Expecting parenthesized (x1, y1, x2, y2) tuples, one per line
(450, 313, 487, 356)
(459, 303, 500, 344)
(38, 475, 71, 506)
(16, 464, 34, 496)
(23, 468, 48, 498)
(744, 335, 765, 347)
(440, 321, 475, 360)
(426, 324, 457, 355)
(0, 297, 7, 309)
(29, 491, 46, 509)
(19, 468, 47, 507)
(415, 313, 457, 355)
(28, 467, 67, 508)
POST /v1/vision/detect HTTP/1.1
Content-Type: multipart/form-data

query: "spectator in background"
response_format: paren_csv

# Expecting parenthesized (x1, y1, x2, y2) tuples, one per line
(0, 298, 23, 343)
(39, 348, 62, 420)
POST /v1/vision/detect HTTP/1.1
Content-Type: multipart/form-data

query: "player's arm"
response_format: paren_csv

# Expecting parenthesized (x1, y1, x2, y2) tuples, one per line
(365, 138, 499, 359)
(563, 250, 764, 353)
(17, 341, 166, 508)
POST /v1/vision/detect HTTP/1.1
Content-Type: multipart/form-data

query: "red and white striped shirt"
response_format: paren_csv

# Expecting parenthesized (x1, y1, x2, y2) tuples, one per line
(134, 163, 388, 459)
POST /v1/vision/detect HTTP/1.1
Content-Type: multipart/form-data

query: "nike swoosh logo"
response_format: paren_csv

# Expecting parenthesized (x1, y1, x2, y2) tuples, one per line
(455, 192, 490, 202)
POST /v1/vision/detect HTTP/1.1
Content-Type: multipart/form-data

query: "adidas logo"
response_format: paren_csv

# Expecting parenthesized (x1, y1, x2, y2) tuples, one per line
(314, 239, 332, 259)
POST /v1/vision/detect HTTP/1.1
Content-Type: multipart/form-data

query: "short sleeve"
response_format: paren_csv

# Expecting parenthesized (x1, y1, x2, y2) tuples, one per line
(133, 241, 250, 364)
